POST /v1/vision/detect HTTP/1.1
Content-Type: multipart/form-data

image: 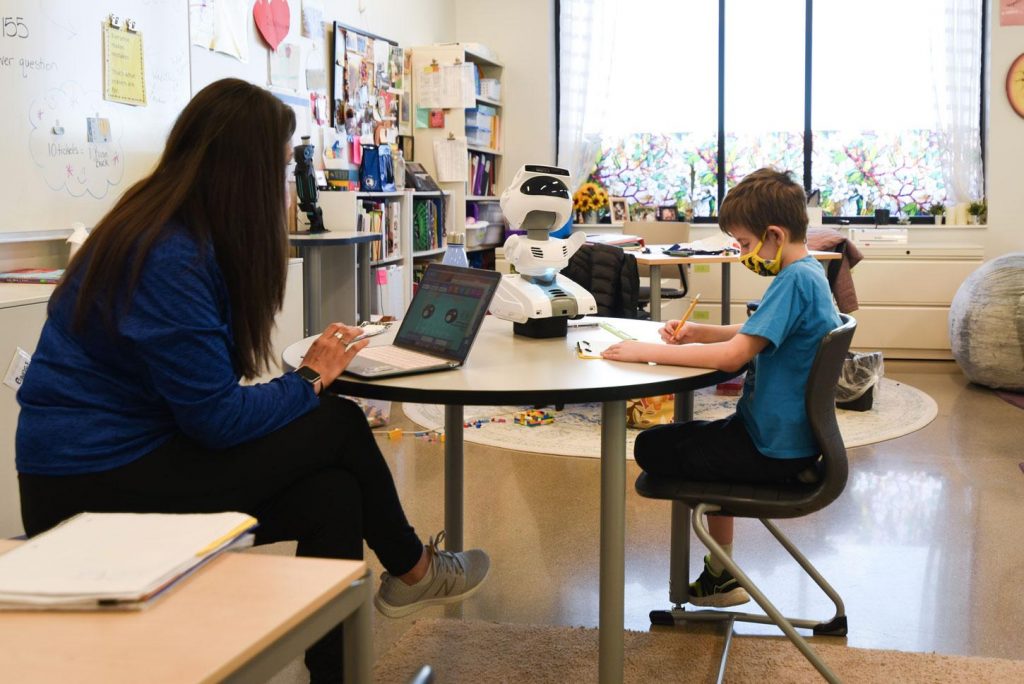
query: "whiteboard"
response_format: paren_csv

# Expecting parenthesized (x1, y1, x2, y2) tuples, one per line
(0, 0, 190, 233)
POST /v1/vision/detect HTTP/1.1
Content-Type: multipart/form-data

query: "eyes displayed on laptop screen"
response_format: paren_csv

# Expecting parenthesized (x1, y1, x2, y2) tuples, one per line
(397, 271, 493, 356)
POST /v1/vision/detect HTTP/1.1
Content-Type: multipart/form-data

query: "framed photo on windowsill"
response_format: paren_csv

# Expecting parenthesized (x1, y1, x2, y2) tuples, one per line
(656, 205, 679, 222)
(609, 197, 629, 225)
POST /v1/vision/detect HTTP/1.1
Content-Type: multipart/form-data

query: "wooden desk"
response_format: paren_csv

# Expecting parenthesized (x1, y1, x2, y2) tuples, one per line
(289, 230, 382, 335)
(0, 540, 372, 683)
(634, 247, 842, 323)
(284, 316, 734, 684)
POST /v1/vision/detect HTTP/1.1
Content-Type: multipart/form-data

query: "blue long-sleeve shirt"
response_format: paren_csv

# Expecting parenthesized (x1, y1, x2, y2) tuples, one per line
(16, 224, 319, 476)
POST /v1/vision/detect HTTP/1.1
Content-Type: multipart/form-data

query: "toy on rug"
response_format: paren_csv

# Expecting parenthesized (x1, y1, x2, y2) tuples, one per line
(716, 374, 745, 396)
(374, 428, 444, 442)
(514, 409, 555, 427)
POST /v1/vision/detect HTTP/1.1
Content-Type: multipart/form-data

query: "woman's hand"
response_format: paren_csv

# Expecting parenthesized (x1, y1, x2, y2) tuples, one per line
(298, 323, 372, 391)
(659, 321, 702, 345)
(601, 340, 657, 363)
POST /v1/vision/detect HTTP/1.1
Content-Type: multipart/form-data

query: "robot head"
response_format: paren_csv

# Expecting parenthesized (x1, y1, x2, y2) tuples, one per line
(500, 165, 573, 239)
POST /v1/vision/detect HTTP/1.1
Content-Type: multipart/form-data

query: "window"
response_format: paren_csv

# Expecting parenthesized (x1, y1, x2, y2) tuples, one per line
(561, 0, 985, 220)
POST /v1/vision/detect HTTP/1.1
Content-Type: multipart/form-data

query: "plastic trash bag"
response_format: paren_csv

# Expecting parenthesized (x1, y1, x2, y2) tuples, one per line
(836, 351, 884, 403)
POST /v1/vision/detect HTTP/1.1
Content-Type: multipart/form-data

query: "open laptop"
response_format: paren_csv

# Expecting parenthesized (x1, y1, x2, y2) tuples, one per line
(343, 263, 502, 379)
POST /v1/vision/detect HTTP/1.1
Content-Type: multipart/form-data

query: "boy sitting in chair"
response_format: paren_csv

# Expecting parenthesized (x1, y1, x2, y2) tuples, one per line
(601, 168, 842, 606)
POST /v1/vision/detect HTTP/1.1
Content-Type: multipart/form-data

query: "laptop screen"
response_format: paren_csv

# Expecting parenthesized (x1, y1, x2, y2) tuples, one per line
(393, 264, 501, 362)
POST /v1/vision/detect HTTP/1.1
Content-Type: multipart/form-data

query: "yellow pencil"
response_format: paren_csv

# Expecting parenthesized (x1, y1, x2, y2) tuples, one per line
(672, 294, 702, 338)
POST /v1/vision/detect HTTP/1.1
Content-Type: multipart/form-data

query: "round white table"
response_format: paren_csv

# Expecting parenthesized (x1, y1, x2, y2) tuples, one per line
(284, 316, 735, 684)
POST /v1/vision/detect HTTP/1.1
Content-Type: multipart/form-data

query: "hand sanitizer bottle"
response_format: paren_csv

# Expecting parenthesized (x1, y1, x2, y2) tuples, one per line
(441, 233, 469, 268)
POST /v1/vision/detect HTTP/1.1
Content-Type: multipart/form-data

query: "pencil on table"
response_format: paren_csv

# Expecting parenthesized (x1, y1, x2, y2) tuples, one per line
(673, 294, 702, 339)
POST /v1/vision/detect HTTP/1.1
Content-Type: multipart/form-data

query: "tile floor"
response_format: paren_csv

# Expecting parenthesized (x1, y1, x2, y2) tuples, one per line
(269, 360, 1024, 681)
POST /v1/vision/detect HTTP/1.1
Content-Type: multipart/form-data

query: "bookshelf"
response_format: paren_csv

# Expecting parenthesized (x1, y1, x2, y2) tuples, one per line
(411, 43, 505, 260)
(295, 190, 451, 318)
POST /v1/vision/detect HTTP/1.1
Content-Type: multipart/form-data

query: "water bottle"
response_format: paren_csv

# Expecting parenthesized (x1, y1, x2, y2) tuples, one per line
(442, 233, 469, 268)
(394, 148, 406, 191)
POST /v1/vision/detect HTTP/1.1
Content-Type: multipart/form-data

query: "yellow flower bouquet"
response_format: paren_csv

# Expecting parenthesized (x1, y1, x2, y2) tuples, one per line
(573, 182, 609, 215)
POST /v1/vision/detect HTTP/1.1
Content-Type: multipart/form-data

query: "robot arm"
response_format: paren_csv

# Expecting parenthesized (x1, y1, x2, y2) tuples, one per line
(293, 136, 325, 233)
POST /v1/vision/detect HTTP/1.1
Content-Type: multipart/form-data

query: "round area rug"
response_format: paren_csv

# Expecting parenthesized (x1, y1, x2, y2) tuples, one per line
(402, 378, 937, 459)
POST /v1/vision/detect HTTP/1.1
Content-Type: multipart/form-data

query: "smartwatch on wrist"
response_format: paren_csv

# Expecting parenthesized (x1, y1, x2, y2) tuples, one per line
(294, 366, 323, 395)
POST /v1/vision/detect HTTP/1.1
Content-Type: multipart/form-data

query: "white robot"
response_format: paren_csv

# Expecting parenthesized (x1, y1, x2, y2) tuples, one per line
(489, 165, 598, 337)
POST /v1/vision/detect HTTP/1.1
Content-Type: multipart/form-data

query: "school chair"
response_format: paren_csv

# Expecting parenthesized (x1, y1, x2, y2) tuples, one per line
(635, 314, 856, 684)
(625, 221, 691, 318)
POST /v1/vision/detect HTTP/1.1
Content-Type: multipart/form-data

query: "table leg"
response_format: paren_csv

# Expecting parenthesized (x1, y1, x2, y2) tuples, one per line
(444, 405, 464, 552)
(357, 242, 372, 324)
(598, 400, 626, 684)
(649, 264, 663, 322)
(342, 572, 373, 684)
(721, 262, 731, 325)
(301, 247, 323, 337)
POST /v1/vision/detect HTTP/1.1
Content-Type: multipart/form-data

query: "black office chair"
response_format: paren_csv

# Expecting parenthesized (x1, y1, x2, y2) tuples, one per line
(746, 241, 847, 316)
(638, 265, 689, 319)
(635, 314, 856, 684)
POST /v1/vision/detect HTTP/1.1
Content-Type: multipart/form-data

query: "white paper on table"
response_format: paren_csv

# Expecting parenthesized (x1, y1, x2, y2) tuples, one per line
(433, 137, 469, 182)
(0, 512, 257, 607)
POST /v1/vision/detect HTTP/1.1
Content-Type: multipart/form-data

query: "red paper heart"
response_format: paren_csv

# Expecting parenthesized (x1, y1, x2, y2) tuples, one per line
(253, 0, 290, 51)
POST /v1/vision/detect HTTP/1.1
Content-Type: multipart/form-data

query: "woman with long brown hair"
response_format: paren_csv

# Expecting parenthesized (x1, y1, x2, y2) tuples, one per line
(15, 79, 488, 683)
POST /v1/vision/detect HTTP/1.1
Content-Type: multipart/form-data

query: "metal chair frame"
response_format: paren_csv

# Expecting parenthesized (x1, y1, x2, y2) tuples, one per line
(636, 314, 857, 684)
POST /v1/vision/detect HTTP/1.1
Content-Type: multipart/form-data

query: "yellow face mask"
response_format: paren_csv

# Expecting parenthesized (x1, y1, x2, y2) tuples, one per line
(739, 237, 784, 277)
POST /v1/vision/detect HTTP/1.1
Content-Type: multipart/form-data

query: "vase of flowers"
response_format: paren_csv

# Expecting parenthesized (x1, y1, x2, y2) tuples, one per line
(573, 182, 609, 224)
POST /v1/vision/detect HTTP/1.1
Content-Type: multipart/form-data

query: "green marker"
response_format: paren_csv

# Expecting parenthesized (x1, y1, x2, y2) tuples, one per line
(599, 321, 635, 340)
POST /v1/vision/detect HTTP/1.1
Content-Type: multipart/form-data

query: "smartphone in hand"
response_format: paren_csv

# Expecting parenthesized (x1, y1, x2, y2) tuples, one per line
(346, 324, 390, 349)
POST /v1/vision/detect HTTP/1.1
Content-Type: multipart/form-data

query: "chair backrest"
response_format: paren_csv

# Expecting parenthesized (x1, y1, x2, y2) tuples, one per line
(804, 313, 857, 510)
(561, 242, 640, 318)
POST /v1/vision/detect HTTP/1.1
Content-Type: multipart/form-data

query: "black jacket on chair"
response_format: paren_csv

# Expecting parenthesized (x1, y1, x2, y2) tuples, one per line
(560, 242, 640, 319)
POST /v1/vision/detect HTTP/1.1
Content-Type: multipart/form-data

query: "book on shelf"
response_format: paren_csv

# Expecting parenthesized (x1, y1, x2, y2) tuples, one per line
(0, 512, 258, 611)
(0, 268, 65, 284)
(413, 196, 445, 252)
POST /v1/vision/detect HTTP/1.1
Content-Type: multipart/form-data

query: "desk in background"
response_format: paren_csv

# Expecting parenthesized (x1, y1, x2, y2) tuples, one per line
(0, 539, 372, 683)
(284, 316, 733, 684)
(634, 247, 842, 323)
(289, 231, 381, 336)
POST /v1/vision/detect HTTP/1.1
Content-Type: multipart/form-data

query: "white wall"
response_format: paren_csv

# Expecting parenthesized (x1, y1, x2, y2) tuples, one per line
(984, 3, 1024, 258)
(453, 0, 557, 183)
(329, 0, 455, 49)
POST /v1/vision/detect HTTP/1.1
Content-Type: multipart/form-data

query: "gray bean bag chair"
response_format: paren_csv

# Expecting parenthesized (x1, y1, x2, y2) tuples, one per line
(949, 253, 1024, 391)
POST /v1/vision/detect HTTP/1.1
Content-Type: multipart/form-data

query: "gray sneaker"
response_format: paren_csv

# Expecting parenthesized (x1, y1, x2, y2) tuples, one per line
(374, 531, 490, 618)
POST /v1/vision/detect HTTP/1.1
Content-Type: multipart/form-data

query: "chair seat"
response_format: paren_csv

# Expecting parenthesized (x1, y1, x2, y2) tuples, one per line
(638, 285, 687, 301)
(635, 471, 834, 519)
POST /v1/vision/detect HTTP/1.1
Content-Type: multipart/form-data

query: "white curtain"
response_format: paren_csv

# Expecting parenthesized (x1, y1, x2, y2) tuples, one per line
(557, 0, 616, 191)
(932, 0, 984, 205)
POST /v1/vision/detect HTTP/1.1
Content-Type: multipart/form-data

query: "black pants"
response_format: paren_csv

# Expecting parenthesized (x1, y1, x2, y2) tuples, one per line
(634, 413, 818, 484)
(19, 395, 422, 684)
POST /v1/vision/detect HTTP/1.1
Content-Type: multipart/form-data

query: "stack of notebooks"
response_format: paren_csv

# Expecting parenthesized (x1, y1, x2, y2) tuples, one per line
(0, 511, 257, 610)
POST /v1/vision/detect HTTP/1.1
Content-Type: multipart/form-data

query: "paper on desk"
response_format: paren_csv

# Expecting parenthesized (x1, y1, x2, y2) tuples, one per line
(0, 512, 257, 609)
(433, 136, 469, 182)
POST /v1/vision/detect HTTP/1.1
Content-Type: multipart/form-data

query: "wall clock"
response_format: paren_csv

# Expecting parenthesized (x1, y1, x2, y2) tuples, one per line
(1007, 53, 1024, 119)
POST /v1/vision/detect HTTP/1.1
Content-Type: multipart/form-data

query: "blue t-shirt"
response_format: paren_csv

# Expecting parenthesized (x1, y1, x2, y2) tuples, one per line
(736, 256, 842, 459)
(16, 224, 320, 476)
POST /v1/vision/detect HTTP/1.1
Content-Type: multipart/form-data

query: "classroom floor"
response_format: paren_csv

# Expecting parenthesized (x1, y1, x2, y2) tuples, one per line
(268, 360, 1024, 681)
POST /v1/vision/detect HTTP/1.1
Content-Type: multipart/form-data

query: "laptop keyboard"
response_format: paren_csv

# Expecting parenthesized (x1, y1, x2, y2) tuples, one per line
(357, 345, 446, 369)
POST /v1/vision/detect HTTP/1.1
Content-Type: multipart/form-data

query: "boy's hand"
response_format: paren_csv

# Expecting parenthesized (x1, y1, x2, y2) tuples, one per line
(601, 340, 655, 363)
(660, 321, 701, 345)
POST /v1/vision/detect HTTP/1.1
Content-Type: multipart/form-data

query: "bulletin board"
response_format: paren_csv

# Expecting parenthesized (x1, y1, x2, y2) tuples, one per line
(0, 0, 190, 233)
(331, 22, 407, 141)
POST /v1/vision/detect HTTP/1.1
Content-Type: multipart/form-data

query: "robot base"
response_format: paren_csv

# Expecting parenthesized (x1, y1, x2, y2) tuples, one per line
(513, 317, 569, 338)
